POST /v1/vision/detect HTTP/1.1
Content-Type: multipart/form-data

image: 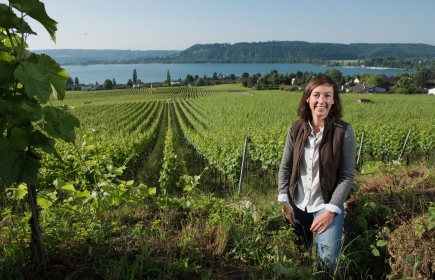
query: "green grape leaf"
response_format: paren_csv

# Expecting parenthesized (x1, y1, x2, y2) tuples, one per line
(376, 240, 387, 247)
(38, 54, 68, 100)
(42, 107, 80, 142)
(10, 128, 28, 150)
(10, 0, 57, 42)
(75, 190, 91, 200)
(0, 3, 34, 34)
(0, 60, 15, 88)
(28, 130, 61, 160)
(37, 196, 53, 209)
(0, 152, 40, 187)
(6, 183, 28, 200)
(0, 95, 43, 124)
(14, 62, 51, 104)
(53, 179, 76, 197)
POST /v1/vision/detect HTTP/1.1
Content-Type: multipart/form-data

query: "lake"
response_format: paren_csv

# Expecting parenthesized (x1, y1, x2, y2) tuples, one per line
(62, 63, 414, 85)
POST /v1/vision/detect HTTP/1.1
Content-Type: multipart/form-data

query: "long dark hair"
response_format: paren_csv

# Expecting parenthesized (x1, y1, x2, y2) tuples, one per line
(297, 73, 343, 119)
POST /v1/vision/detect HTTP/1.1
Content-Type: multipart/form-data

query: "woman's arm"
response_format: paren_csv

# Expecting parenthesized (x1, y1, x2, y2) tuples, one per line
(278, 125, 294, 203)
(329, 124, 356, 208)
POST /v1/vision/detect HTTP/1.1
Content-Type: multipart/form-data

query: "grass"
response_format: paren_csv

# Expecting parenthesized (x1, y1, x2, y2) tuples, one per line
(2, 161, 434, 279)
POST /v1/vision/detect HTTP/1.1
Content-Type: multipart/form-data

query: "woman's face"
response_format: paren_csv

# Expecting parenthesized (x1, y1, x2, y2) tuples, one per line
(306, 84, 334, 121)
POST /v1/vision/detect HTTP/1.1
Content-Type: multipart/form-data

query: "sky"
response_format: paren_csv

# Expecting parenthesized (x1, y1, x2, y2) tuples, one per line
(3, 0, 435, 51)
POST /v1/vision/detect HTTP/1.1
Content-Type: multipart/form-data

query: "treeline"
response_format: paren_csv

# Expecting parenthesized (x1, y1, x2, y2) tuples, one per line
(152, 41, 435, 65)
(37, 42, 435, 72)
(32, 49, 181, 65)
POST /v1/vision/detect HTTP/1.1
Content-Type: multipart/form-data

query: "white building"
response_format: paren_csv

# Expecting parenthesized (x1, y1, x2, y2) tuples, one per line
(429, 88, 435, 95)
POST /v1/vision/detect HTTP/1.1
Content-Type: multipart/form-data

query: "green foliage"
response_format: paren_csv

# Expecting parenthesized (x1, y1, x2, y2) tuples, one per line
(103, 78, 113, 90)
(324, 68, 343, 85)
(159, 104, 178, 194)
(0, 0, 79, 188)
(156, 42, 435, 64)
(132, 69, 137, 84)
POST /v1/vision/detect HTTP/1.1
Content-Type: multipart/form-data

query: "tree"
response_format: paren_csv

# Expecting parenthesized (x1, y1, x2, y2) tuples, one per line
(242, 72, 249, 78)
(365, 75, 383, 86)
(112, 78, 116, 86)
(0, 0, 79, 267)
(167, 70, 171, 83)
(388, 77, 417, 94)
(74, 77, 79, 85)
(66, 76, 74, 86)
(104, 79, 113, 90)
(184, 74, 194, 84)
(195, 77, 206, 86)
(414, 68, 429, 88)
(324, 68, 343, 85)
(133, 69, 137, 84)
(127, 79, 133, 87)
(212, 72, 218, 80)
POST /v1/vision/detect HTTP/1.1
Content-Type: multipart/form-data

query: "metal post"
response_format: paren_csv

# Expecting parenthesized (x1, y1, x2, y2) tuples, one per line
(398, 129, 412, 161)
(238, 136, 249, 195)
(27, 185, 47, 269)
(356, 131, 365, 168)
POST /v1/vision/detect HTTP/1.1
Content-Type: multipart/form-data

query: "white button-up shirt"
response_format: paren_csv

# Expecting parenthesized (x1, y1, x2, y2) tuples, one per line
(278, 122, 342, 214)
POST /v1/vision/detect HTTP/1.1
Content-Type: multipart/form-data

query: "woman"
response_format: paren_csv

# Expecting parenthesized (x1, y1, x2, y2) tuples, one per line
(278, 73, 355, 270)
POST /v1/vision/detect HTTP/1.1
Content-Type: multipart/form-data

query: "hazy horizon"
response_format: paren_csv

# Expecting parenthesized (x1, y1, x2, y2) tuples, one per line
(1, 0, 433, 51)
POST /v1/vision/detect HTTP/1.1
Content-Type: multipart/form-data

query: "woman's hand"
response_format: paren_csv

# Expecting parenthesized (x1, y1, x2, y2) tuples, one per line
(310, 210, 335, 234)
(281, 203, 295, 226)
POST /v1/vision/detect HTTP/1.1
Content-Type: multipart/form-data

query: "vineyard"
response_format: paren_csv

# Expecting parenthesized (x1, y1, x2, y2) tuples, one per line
(2, 2, 434, 278)
(46, 85, 435, 185)
(2, 84, 435, 279)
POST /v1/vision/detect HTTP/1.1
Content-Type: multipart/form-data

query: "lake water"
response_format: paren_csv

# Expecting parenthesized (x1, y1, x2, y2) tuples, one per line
(62, 63, 414, 85)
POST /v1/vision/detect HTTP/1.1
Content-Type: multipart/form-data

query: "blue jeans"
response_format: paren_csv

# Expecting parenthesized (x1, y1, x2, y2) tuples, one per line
(289, 200, 344, 270)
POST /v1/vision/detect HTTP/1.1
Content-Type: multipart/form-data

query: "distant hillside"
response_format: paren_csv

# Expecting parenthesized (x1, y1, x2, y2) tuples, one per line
(32, 49, 181, 65)
(164, 41, 435, 63)
(33, 42, 435, 65)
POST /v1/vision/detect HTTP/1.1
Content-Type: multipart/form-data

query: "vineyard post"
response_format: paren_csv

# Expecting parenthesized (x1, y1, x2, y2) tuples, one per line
(27, 184, 47, 268)
(238, 136, 249, 195)
(398, 129, 412, 161)
(356, 131, 365, 168)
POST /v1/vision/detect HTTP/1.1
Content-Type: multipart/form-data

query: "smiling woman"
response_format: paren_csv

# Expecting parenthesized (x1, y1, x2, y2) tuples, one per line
(278, 73, 355, 273)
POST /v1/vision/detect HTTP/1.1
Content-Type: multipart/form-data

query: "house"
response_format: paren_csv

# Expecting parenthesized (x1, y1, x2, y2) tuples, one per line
(353, 76, 360, 84)
(81, 86, 92, 91)
(291, 77, 304, 85)
(298, 84, 307, 90)
(346, 83, 387, 93)
(150, 82, 161, 88)
(279, 85, 293, 90)
(114, 84, 127, 89)
(417, 87, 428, 94)
(429, 88, 435, 95)
(340, 84, 351, 93)
(170, 81, 180, 86)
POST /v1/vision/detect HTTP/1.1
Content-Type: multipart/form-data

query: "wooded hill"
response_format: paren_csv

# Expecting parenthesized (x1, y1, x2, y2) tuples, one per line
(34, 41, 435, 65)
(165, 41, 435, 63)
